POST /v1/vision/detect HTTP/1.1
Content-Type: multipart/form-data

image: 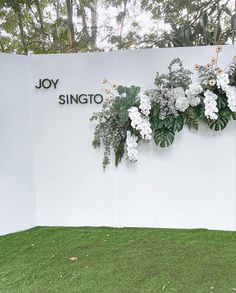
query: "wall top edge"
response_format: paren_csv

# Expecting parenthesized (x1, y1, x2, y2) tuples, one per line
(0, 44, 235, 58)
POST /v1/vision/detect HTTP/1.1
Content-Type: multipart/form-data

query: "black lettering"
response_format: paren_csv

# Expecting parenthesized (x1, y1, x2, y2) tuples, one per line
(51, 79, 59, 89)
(70, 94, 78, 104)
(35, 79, 42, 89)
(94, 94, 103, 104)
(42, 79, 51, 89)
(88, 94, 94, 104)
(79, 94, 88, 104)
(58, 95, 66, 105)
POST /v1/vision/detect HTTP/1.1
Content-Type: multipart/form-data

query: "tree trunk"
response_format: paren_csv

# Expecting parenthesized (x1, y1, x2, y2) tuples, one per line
(17, 9, 28, 54)
(0, 39, 5, 52)
(233, 0, 236, 44)
(119, 0, 127, 49)
(90, 0, 98, 50)
(52, 0, 60, 51)
(66, 0, 76, 52)
(35, 0, 46, 51)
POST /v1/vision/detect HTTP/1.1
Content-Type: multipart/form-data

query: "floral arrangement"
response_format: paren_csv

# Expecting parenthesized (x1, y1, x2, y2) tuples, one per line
(90, 46, 236, 169)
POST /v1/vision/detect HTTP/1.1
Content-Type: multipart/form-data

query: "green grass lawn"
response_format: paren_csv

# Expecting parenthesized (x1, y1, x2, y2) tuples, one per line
(0, 227, 236, 293)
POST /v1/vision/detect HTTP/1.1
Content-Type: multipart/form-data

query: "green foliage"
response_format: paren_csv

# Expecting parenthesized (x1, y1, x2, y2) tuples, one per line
(0, 0, 234, 54)
(147, 58, 193, 120)
(90, 85, 140, 169)
(115, 142, 125, 166)
(154, 58, 192, 90)
(151, 114, 184, 148)
(116, 85, 140, 110)
(149, 102, 160, 128)
(117, 85, 141, 98)
(184, 107, 199, 130)
(140, 0, 235, 48)
(206, 92, 232, 131)
(228, 61, 236, 86)
(152, 113, 185, 147)
(207, 115, 229, 131)
(172, 115, 184, 132)
(91, 56, 236, 169)
(154, 127, 174, 148)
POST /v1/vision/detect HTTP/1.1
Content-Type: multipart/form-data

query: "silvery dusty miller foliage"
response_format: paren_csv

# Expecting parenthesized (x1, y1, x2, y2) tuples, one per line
(146, 58, 192, 119)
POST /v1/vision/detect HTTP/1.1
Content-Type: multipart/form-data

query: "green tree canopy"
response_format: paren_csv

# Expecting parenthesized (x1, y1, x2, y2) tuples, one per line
(0, 0, 235, 54)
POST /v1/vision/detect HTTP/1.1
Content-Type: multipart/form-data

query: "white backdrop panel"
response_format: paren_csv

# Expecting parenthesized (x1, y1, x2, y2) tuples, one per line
(0, 54, 34, 236)
(31, 45, 236, 230)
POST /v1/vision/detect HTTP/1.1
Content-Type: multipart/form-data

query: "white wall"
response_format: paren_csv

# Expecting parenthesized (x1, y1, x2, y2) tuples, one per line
(31, 45, 236, 231)
(0, 54, 34, 236)
(0, 47, 235, 236)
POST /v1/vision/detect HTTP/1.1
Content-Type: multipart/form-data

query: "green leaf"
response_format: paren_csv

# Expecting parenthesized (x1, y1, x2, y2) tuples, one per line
(208, 116, 229, 131)
(115, 144, 125, 166)
(220, 109, 232, 120)
(152, 115, 184, 134)
(130, 85, 140, 97)
(218, 96, 228, 109)
(117, 85, 140, 99)
(118, 111, 129, 124)
(154, 127, 175, 148)
(156, 117, 173, 129)
(172, 116, 184, 132)
(117, 86, 127, 95)
(184, 108, 199, 130)
(185, 117, 199, 130)
(92, 138, 100, 148)
(196, 106, 207, 122)
(150, 103, 160, 129)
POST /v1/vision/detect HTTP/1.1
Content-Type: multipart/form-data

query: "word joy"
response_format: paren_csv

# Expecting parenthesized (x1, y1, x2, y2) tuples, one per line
(35, 78, 59, 89)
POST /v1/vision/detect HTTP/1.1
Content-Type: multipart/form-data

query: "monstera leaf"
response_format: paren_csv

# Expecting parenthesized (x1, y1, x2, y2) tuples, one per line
(155, 117, 173, 129)
(172, 116, 184, 132)
(218, 95, 228, 109)
(154, 127, 175, 148)
(208, 115, 229, 131)
(154, 116, 184, 133)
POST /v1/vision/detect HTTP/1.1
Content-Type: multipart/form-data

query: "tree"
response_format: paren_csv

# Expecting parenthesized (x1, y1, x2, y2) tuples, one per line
(0, 0, 235, 54)
(140, 0, 235, 47)
(66, 0, 76, 51)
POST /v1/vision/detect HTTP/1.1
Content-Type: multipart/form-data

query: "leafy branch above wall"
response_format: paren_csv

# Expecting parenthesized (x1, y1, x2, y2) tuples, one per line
(90, 46, 236, 170)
